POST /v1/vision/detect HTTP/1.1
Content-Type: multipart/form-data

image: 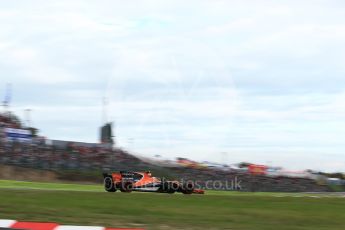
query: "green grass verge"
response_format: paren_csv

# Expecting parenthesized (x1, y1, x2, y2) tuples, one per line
(0, 179, 102, 192)
(0, 180, 345, 229)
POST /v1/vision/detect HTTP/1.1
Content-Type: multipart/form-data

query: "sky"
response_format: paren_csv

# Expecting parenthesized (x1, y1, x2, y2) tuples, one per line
(1, 0, 345, 171)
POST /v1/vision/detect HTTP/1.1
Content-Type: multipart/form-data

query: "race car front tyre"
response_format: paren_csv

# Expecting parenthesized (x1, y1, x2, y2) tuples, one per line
(181, 182, 194, 194)
(104, 176, 116, 192)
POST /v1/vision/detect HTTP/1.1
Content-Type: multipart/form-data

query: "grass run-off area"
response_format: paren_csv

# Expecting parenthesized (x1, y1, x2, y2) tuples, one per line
(0, 180, 345, 229)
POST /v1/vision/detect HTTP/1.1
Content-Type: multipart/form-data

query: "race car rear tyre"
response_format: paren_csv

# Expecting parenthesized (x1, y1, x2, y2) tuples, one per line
(104, 177, 116, 192)
(165, 182, 178, 194)
(120, 182, 133, 193)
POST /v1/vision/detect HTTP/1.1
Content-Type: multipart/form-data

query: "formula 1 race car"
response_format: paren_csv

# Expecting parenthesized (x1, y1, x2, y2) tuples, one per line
(102, 171, 204, 194)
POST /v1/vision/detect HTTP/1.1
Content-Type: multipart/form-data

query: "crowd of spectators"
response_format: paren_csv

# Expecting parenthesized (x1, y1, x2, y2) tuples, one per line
(0, 139, 149, 172)
(0, 113, 21, 129)
(169, 167, 330, 192)
(0, 138, 330, 192)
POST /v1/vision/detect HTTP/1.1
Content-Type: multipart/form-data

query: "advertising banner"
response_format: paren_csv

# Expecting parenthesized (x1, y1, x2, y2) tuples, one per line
(5, 128, 32, 142)
(248, 164, 268, 175)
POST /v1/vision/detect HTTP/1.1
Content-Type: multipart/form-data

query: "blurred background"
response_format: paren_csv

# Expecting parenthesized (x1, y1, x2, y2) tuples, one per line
(1, 1, 345, 229)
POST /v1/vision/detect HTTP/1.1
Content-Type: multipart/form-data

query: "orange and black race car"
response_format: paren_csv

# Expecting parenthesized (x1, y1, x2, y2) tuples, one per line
(102, 171, 204, 194)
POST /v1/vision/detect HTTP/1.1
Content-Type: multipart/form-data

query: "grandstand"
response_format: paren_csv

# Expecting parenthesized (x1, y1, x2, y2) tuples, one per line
(0, 110, 333, 192)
